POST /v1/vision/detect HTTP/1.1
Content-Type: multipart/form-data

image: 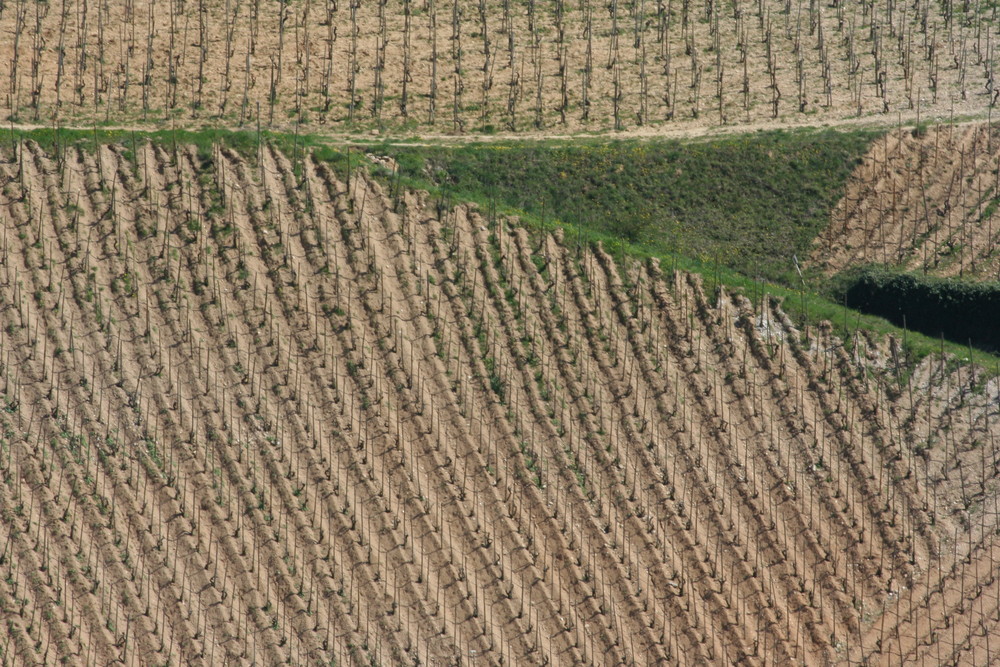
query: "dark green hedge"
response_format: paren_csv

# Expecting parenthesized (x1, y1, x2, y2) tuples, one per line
(840, 268, 1000, 352)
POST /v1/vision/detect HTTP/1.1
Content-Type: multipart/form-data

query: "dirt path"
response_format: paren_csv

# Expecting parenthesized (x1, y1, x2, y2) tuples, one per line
(5, 108, 997, 148)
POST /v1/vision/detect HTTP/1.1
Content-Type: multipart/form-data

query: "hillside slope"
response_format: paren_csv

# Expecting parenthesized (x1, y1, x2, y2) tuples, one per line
(812, 122, 1000, 280)
(0, 142, 997, 665)
(0, 0, 993, 134)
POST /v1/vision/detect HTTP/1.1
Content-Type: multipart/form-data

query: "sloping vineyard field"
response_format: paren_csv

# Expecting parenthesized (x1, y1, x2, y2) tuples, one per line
(0, 0, 995, 133)
(812, 121, 1000, 281)
(0, 141, 998, 665)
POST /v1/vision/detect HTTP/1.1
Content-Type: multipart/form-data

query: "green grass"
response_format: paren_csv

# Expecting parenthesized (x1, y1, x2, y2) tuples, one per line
(381, 128, 876, 283)
(2, 124, 353, 169)
(5, 125, 260, 159)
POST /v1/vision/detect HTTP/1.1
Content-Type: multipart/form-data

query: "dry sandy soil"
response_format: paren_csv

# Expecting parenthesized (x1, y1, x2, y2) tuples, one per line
(0, 0, 995, 135)
(812, 121, 1000, 281)
(0, 141, 997, 665)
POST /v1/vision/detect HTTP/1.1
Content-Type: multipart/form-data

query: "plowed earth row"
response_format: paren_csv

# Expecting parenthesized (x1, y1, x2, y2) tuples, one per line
(0, 0, 992, 134)
(0, 142, 998, 665)
(812, 122, 1000, 280)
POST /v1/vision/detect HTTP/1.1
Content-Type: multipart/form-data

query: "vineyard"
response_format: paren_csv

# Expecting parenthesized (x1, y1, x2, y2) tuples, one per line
(1, 0, 999, 662)
(0, 0, 997, 133)
(812, 121, 1000, 281)
(0, 138, 997, 666)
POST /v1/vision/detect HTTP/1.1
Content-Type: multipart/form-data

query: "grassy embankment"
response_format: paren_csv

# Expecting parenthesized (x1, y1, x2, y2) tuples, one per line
(377, 130, 1000, 370)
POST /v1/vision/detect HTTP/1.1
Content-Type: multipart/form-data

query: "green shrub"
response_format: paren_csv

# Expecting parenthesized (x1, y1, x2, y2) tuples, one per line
(837, 267, 1000, 352)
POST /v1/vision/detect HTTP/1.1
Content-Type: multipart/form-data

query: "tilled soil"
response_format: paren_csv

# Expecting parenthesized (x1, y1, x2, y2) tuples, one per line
(0, 142, 998, 665)
(812, 122, 1000, 280)
(0, 0, 992, 135)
